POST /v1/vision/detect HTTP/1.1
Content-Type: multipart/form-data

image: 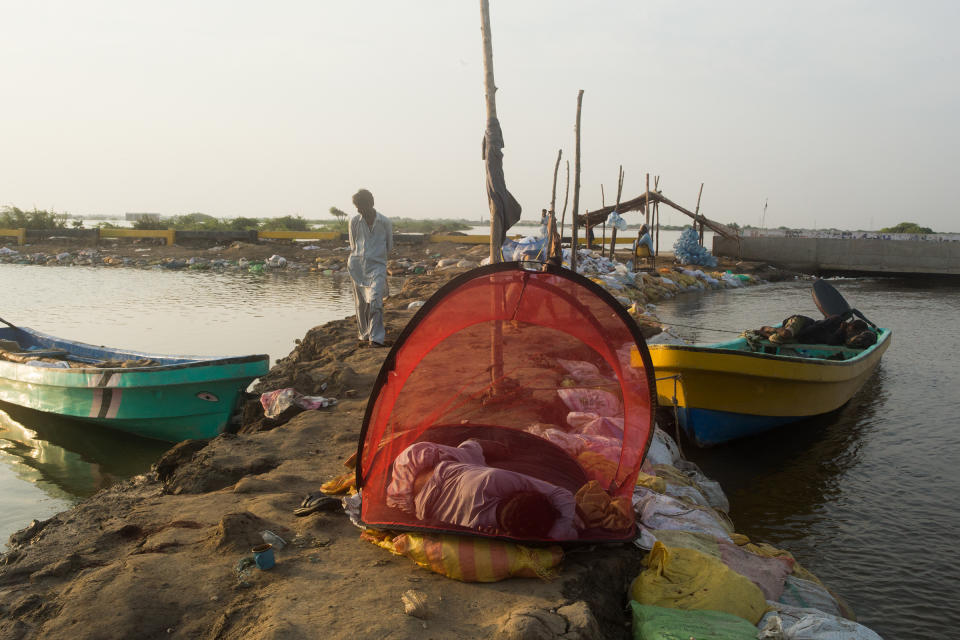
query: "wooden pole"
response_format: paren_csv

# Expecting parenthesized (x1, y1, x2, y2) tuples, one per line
(550, 149, 562, 217)
(479, 0, 502, 391)
(560, 160, 570, 239)
(571, 90, 583, 272)
(645, 173, 650, 227)
(609, 165, 623, 260)
(695, 182, 704, 246)
(480, 0, 499, 265)
(654, 175, 660, 255)
(600, 184, 606, 257)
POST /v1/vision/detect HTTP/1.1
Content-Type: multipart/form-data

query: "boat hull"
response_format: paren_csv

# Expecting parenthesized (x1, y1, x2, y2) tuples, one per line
(637, 329, 891, 446)
(0, 327, 269, 442)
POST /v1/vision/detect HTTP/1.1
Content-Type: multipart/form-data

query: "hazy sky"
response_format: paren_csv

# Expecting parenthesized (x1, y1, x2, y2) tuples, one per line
(2, 1, 957, 231)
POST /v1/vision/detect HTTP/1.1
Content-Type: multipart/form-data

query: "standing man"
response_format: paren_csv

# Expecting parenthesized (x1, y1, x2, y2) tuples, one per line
(348, 189, 393, 347)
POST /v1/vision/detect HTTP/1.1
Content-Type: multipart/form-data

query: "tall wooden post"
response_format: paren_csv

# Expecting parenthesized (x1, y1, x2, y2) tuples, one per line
(480, 0, 499, 265)
(560, 160, 570, 239)
(608, 165, 623, 260)
(695, 182, 704, 245)
(547, 149, 562, 266)
(600, 184, 606, 257)
(479, 0, 503, 391)
(550, 149, 562, 216)
(654, 175, 660, 255)
(571, 90, 583, 272)
(645, 173, 650, 227)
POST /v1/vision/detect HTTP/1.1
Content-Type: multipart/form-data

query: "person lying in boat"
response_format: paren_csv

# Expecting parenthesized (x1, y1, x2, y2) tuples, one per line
(386, 439, 579, 539)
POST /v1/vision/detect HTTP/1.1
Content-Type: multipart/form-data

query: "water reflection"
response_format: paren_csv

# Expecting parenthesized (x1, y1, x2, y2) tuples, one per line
(0, 401, 170, 500)
(682, 365, 887, 537)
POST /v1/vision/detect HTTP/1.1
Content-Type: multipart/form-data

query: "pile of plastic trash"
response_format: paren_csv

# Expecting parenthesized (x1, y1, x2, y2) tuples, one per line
(673, 226, 718, 267)
(553, 247, 757, 312)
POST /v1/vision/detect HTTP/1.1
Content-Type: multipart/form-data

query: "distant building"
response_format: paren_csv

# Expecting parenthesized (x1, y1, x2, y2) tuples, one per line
(125, 213, 162, 222)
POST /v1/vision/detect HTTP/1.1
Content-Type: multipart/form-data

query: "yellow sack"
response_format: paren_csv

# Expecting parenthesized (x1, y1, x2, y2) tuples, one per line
(634, 471, 667, 493)
(370, 532, 563, 583)
(630, 541, 768, 625)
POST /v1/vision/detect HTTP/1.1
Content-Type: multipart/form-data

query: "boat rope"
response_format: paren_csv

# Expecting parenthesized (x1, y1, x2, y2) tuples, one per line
(655, 373, 685, 459)
(647, 319, 744, 334)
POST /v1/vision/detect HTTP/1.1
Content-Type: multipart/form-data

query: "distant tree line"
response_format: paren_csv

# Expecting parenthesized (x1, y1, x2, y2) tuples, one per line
(879, 222, 934, 234)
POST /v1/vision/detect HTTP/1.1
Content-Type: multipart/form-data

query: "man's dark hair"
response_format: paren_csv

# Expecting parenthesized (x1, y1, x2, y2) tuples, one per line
(496, 491, 559, 538)
(352, 189, 374, 209)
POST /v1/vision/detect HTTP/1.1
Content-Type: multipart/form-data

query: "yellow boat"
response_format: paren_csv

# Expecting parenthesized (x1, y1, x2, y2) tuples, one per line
(632, 329, 892, 446)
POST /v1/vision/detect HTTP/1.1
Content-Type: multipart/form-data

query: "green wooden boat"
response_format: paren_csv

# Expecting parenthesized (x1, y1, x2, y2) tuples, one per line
(0, 325, 269, 442)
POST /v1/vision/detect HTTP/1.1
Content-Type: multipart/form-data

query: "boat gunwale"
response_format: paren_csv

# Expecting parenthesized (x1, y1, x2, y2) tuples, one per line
(647, 327, 891, 369)
(0, 327, 269, 375)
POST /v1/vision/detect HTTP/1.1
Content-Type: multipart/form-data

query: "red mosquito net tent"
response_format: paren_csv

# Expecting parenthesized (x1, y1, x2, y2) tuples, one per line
(356, 263, 656, 544)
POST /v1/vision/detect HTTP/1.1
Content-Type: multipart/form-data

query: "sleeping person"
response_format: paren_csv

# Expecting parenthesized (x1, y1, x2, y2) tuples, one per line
(386, 439, 579, 539)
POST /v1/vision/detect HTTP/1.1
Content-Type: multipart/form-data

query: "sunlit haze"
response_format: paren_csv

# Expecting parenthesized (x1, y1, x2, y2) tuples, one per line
(2, 1, 957, 231)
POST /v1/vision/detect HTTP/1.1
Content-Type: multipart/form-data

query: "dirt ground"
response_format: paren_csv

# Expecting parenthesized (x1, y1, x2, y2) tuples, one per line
(0, 238, 797, 640)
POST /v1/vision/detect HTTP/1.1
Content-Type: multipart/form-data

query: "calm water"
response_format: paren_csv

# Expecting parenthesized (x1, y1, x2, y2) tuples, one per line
(1, 264, 955, 637)
(654, 277, 960, 638)
(0, 263, 364, 541)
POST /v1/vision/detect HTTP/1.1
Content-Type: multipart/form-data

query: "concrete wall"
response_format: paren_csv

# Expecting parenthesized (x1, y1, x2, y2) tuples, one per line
(713, 236, 960, 276)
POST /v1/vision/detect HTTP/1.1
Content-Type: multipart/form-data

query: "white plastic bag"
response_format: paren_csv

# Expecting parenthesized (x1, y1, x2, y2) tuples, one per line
(759, 602, 883, 639)
(632, 486, 734, 541)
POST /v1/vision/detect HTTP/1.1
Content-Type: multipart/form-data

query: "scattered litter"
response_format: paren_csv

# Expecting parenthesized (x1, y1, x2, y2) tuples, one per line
(234, 556, 255, 583)
(407, 300, 425, 310)
(261, 530, 287, 550)
(260, 388, 336, 418)
(759, 603, 882, 639)
(401, 589, 429, 619)
(252, 543, 275, 570)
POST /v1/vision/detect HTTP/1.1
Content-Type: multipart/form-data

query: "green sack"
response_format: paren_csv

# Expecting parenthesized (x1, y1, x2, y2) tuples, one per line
(631, 602, 758, 640)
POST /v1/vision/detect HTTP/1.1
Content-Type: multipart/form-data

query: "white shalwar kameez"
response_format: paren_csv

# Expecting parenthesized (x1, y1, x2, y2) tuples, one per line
(348, 212, 393, 344)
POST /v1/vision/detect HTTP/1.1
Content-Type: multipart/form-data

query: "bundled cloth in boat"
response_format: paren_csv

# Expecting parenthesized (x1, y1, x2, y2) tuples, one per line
(750, 314, 878, 349)
(356, 263, 657, 544)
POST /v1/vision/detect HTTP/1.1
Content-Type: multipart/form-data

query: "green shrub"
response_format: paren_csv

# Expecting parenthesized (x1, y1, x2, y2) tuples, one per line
(228, 217, 261, 231)
(0, 206, 68, 230)
(132, 218, 166, 230)
(880, 222, 934, 234)
(260, 215, 311, 231)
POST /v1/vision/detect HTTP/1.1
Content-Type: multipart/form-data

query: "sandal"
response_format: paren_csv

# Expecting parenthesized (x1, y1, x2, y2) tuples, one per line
(294, 493, 341, 517)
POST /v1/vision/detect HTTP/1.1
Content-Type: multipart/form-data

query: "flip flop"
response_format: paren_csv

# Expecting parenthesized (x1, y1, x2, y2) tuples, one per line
(293, 493, 341, 517)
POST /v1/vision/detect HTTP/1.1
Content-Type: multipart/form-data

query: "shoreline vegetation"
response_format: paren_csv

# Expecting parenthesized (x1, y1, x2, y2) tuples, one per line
(2, 205, 950, 236)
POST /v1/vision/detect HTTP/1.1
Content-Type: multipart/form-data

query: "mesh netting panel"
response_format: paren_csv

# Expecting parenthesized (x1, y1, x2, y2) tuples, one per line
(358, 265, 654, 543)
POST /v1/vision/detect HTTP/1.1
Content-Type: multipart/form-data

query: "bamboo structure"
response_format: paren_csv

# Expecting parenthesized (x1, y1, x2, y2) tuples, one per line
(579, 189, 739, 240)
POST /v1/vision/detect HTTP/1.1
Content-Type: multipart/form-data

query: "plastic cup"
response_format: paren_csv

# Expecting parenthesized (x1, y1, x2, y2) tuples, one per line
(252, 543, 275, 570)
